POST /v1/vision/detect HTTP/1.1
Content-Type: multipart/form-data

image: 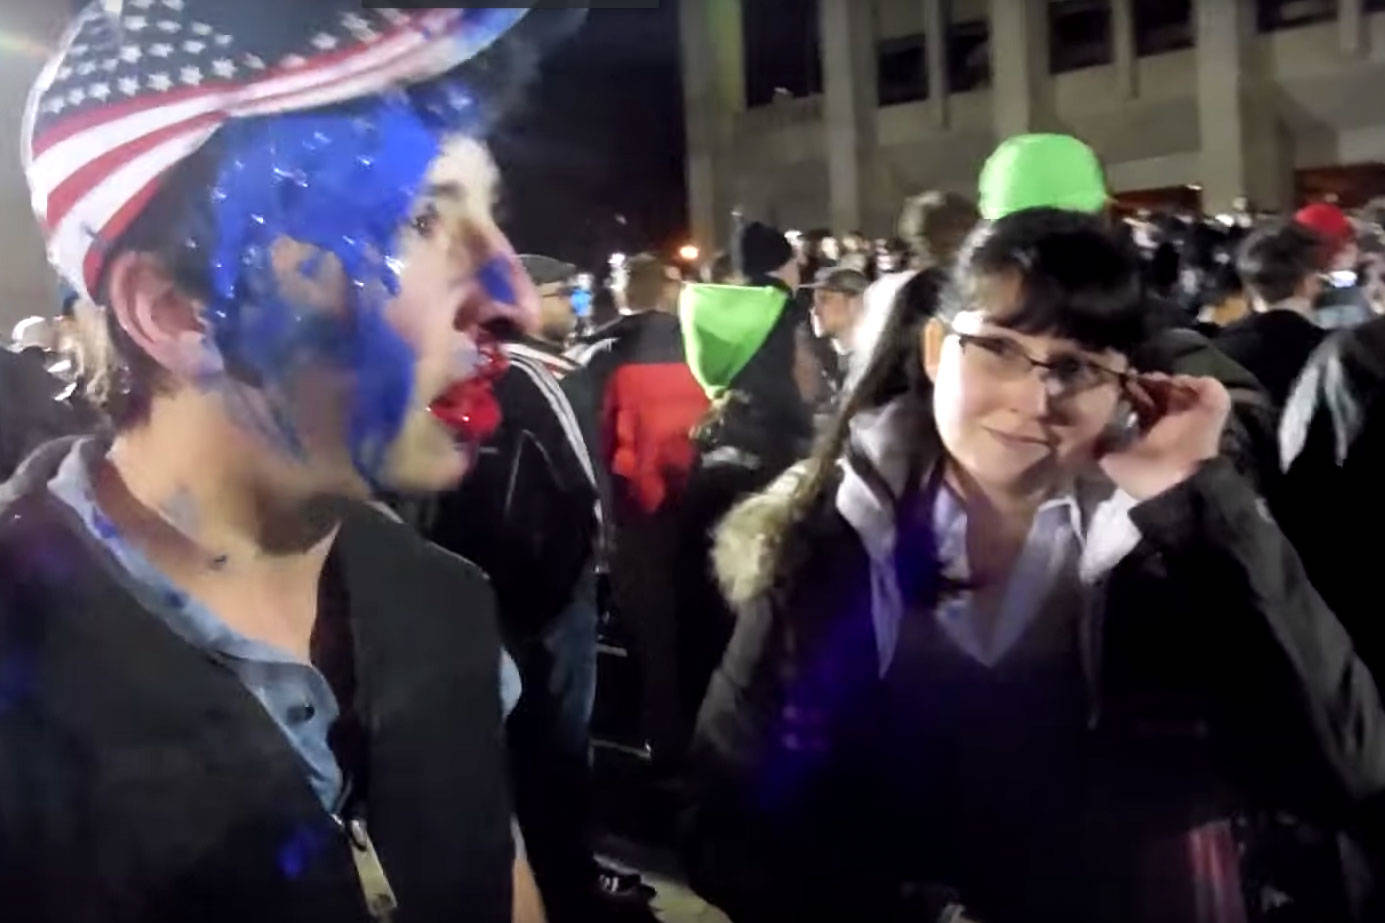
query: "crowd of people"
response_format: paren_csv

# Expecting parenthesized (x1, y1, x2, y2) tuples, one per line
(9, 4, 1385, 923)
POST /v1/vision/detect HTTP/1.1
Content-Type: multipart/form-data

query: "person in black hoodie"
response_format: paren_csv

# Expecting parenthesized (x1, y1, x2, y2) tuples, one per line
(671, 269, 828, 756)
(685, 209, 1385, 923)
(0, 4, 562, 920)
(1215, 221, 1329, 407)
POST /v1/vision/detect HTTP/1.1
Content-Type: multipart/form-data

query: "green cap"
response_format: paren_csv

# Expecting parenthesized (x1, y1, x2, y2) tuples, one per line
(978, 133, 1108, 220)
(678, 283, 788, 400)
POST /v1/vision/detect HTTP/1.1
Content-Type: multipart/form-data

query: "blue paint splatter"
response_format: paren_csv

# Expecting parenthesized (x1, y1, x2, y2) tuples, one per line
(476, 254, 515, 308)
(277, 821, 332, 880)
(202, 93, 454, 485)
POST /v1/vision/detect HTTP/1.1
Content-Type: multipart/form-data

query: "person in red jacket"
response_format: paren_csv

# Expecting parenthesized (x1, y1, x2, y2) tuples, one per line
(567, 253, 708, 765)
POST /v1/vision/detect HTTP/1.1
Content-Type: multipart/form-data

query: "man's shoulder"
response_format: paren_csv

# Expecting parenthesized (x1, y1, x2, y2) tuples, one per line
(572, 312, 685, 369)
(503, 337, 578, 379)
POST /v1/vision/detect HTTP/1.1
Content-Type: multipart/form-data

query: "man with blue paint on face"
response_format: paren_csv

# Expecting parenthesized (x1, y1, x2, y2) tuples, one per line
(0, 4, 566, 922)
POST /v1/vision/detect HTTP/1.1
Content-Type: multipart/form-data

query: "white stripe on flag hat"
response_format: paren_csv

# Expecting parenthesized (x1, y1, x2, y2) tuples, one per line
(23, 3, 532, 301)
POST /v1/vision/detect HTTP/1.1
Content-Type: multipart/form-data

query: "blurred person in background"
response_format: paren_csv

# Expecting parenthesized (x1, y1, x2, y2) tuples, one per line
(565, 252, 708, 767)
(799, 228, 836, 281)
(1215, 222, 1328, 407)
(734, 221, 801, 293)
(518, 254, 581, 362)
(1179, 221, 1251, 331)
(804, 267, 869, 389)
(702, 250, 740, 285)
(899, 190, 983, 272)
(671, 279, 821, 761)
(838, 230, 874, 276)
(850, 191, 982, 394)
(873, 237, 909, 275)
(1297, 202, 1372, 330)
(0, 304, 101, 481)
(418, 249, 613, 920)
(1359, 235, 1385, 316)
(1281, 303, 1385, 681)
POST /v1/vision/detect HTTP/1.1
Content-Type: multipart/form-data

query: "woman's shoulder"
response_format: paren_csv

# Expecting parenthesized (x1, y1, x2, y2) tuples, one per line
(712, 460, 865, 617)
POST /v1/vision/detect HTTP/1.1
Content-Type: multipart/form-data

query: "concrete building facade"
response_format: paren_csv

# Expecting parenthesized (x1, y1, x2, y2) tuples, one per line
(680, 0, 1385, 249)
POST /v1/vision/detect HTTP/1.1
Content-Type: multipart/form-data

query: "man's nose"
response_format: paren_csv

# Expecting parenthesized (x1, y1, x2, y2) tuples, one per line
(468, 226, 540, 335)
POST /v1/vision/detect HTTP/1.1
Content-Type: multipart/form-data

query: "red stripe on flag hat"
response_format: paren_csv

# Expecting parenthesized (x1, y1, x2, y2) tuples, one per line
(23, 2, 534, 300)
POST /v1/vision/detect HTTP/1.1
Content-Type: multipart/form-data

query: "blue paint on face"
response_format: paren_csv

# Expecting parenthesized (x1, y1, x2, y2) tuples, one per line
(476, 254, 515, 308)
(204, 94, 446, 484)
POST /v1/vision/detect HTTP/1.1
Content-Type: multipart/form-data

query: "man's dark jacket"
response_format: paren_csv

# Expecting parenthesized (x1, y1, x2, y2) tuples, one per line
(1280, 317, 1385, 678)
(424, 341, 597, 641)
(0, 440, 513, 922)
(1215, 311, 1328, 408)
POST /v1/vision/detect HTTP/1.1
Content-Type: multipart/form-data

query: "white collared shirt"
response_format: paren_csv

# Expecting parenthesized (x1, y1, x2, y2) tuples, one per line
(930, 485, 1086, 667)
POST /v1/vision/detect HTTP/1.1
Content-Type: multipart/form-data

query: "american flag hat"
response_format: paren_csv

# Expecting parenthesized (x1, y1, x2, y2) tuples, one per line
(23, 1, 536, 301)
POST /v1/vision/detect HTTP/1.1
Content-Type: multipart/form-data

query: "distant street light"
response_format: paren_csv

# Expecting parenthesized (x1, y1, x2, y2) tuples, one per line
(678, 244, 700, 263)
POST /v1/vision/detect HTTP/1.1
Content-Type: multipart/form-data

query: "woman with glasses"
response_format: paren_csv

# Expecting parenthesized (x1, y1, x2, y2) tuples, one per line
(682, 209, 1385, 923)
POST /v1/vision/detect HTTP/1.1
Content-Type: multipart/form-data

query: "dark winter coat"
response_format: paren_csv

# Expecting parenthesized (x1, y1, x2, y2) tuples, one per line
(1279, 316, 1385, 681)
(422, 339, 598, 642)
(1215, 311, 1328, 408)
(686, 393, 1385, 923)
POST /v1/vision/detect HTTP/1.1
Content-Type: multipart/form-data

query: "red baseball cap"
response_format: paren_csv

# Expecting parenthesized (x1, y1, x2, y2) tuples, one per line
(1294, 202, 1354, 251)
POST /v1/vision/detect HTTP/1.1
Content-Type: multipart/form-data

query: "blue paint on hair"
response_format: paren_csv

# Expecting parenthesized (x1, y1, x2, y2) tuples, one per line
(203, 93, 446, 483)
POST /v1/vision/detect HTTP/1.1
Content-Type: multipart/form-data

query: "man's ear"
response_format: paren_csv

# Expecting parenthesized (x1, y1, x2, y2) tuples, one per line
(104, 250, 211, 378)
(922, 316, 946, 383)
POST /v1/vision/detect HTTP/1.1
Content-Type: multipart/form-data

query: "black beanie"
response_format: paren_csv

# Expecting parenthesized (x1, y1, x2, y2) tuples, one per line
(733, 221, 794, 279)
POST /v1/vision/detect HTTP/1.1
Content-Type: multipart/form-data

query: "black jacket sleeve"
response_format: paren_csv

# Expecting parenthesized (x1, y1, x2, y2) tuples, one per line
(682, 509, 901, 922)
(1130, 458, 1385, 812)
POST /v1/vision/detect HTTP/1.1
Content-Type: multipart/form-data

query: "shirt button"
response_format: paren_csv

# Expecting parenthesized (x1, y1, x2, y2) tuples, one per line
(288, 702, 316, 723)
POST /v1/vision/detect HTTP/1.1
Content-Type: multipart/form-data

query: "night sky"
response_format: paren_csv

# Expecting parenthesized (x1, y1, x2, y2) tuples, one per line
(487, 3, 688, 273)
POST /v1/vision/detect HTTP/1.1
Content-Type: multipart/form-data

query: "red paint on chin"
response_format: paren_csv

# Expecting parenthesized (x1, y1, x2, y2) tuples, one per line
(428, 341, 508, 445)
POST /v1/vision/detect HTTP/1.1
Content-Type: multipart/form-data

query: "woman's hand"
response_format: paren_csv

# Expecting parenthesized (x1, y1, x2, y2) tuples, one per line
(1098, 373, 1231, 500)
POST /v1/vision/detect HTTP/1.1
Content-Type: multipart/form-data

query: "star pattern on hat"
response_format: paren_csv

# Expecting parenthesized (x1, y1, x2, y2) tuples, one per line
(27, 1, 533, 303)
(33, 6, 450, 124)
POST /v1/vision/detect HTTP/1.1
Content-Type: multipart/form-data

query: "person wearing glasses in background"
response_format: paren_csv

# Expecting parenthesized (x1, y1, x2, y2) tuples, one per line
(684, 208, 1385, 923)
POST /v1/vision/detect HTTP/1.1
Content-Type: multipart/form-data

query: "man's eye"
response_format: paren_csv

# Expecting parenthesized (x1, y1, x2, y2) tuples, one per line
(411, 207, 439, 237)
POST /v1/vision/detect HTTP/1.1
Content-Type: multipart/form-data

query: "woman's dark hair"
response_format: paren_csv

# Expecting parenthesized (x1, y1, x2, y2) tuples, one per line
(756, 268, 946, 583)
(939, 207, 1146, 355)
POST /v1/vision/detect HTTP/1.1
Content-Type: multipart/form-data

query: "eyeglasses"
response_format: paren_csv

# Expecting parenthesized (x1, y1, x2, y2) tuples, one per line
(949, 329, 1129, 396)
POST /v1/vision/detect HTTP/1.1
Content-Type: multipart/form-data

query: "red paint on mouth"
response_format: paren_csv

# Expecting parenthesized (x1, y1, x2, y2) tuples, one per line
(428, 339, 508, 445)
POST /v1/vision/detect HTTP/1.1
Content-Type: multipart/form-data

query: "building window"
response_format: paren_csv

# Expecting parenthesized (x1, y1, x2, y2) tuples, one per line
(1135, 0, 1193, 55)
(1050, 0, 1114, 74)
(743, 0, 822, 108)
(877, 34, 928, 106)
(1256, 0, 1337, 32)
(947, 19, 991, 92)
